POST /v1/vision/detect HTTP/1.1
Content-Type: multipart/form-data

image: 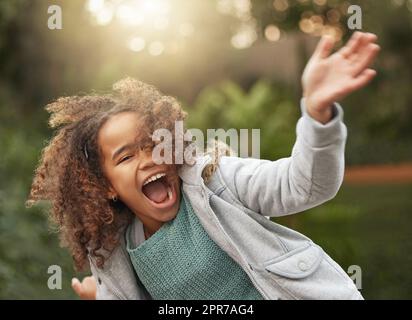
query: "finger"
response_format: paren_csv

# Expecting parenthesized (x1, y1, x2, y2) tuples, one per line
(83, 276, 97, 289)
(314, 35, 335, 59)
(350, 32, 378, 57)
(349, 69, 377, 91)
(71, 278, 83, 296)
(339, 31, 363, 58)
(347, 33, 378, 62)
(354, 33, 378, 55)
(352, 43, 380, 76)
(365, 32, 378, 43)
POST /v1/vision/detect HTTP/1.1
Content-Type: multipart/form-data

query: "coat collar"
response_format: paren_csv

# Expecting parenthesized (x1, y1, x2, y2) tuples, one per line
(177, 154, 212, 186)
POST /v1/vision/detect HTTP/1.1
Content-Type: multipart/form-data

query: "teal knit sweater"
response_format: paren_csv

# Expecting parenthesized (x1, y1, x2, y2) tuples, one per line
(126, 188, 264, 300)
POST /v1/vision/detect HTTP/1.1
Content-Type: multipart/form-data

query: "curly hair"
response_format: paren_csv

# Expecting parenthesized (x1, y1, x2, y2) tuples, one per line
(26, 78, 193, 271)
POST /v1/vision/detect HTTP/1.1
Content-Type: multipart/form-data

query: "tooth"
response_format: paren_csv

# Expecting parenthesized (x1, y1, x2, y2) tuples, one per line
(143, 172, 167, 186)
(167, 187, 172, 200)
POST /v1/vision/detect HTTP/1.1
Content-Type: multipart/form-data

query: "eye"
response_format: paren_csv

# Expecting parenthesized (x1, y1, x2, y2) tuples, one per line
(118, 155, 133, 164)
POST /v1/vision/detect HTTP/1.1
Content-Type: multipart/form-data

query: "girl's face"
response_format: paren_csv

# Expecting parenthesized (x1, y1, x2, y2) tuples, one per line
(97, 111, 181, 232)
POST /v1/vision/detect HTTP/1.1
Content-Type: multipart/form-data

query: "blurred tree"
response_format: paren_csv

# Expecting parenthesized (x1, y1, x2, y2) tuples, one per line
(186, 79, 297, 160)
(250, 0, 412, 164)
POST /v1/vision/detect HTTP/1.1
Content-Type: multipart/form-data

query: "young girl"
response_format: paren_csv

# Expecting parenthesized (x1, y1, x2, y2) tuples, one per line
(27, 32, 379, 300)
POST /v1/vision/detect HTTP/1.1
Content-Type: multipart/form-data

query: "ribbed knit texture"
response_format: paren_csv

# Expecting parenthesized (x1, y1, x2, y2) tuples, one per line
(126, 188, 264, 300)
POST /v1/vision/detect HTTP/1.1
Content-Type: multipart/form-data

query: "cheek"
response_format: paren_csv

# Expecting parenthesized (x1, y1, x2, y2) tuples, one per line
(109, 167, 138, 197)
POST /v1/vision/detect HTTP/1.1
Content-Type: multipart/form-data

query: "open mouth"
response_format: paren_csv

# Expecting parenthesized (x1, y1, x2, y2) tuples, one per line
(141, 172, 177, 209)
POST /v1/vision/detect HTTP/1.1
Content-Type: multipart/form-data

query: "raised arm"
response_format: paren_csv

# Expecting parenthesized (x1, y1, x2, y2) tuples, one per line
(217, 32, 379, 217)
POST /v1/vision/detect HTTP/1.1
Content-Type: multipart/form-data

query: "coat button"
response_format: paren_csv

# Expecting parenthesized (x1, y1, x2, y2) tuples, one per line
(298, 261, 309, 271)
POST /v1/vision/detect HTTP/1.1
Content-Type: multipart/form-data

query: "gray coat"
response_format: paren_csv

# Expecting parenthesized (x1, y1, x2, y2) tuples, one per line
(89, 100, 364, 300)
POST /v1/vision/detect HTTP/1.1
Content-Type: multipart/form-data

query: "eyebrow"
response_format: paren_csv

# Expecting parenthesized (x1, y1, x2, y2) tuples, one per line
(112, 143, 135, 161)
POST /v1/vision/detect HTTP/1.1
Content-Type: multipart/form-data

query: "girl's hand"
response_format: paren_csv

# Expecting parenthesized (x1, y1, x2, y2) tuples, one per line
(302, 31, 380, 124)
(71, 276, 97, 300)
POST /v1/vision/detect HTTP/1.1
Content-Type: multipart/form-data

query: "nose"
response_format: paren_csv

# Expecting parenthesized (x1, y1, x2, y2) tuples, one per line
(138, 149, 156, 171)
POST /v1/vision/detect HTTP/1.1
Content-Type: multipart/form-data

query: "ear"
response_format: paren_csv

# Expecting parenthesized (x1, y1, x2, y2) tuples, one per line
(106, 186, 117, 200)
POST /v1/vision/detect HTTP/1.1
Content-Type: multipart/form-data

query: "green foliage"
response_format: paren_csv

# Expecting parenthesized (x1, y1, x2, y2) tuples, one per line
(0, 90, 79, 299)
(0, 0, 27, 32)
(252, 0, 412, 165)
(186, 80, 298, 160)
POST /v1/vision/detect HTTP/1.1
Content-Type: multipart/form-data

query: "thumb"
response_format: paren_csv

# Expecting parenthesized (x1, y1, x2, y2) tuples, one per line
(71, 277, 83, 296)
(314, 35, 335, 59)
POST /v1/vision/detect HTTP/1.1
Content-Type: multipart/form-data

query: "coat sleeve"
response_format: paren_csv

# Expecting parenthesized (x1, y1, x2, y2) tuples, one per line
(95, 279, 121, 300)
(88, 256, 121, 300)
(217, 98, 347, 217)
